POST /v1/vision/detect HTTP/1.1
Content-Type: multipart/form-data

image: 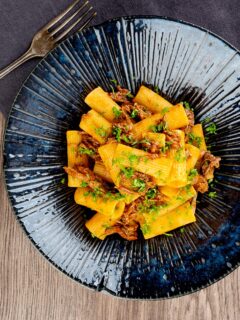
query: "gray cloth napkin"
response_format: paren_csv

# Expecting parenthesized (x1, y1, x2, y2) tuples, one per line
(0, 0, 239, 117)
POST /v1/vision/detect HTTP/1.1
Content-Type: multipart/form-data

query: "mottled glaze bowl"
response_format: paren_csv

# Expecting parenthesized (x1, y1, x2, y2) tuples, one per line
(3, 16, 240, 299)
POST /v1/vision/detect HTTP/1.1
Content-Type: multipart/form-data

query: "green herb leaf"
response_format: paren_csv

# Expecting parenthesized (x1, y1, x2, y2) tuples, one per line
(122, 135, 131, 143)
(164, 233, 173, 237)
(141, 223, 150, 235)
(60, 178, 65, 184)
(112, 126, 122, 142)
(182, 101, 192, 110)
(110, 85, 115, 94)
(121, 167, 134, 178)
(188, 168, 198, 180)
(128, 154, 139, 166)
(180, 227, 185, 233)
(174, 148, 185, 162)
(126, 92, 134, 99)
(154, 86, 159, 94)
(161, 107, 170, 115)
(112, 106, 122, 118)
(130, 109, 138, 118)
(78, 147, 95, 156)
(95, 126, 107, 138)
(146, 188, 157, 199)
(110, 79, 118, 85)
(206, 122, 217, 134)
(208, 191, 217, 199)
(187, 133, 202, 148)
(80, 181, 88, 187)
(150, 121, 167, 133)
(132, 178, 146, 192)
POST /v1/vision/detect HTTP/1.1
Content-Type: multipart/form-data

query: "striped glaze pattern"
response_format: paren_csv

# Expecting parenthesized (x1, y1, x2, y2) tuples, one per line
(3, 16, 240, 299)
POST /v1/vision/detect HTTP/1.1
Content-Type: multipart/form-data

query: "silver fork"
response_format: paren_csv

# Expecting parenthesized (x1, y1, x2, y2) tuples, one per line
(0, 0, 96, 79)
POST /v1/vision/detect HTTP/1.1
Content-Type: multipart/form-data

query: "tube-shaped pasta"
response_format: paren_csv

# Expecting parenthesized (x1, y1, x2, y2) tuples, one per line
(93, 161, 113, 183)
(84, 87, 121, 122)
(134, 85, 173, 113)
(191, 124, 207, 151)
(142, 186, 196, 226)
(142, 132, 166, 147)
(132, 105, 188, 139)
(79, 109, 112, 144)
(74, 187, 125, 217)
(185, 144, 200, 172)
(98, 142, 118, 183)
(141, 201, 196, 239)
(132, 114, 163, 139)
(160, 186, 181, 199)
(66, 131, 88, 187)
(85, 212, 122, 240)
(166, 130, 187, 187)
(112, 144, 173, 185)
(164, 104, 189, 129)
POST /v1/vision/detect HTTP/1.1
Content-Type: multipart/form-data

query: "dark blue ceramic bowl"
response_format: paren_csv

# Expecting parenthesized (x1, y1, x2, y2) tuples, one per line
(3, 16, 240, 299)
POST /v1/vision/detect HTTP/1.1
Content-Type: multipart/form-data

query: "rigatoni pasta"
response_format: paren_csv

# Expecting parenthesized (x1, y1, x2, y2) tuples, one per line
(65, 84, 221, 240)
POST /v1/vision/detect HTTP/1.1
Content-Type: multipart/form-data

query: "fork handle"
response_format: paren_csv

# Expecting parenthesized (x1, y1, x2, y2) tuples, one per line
(0, 48, 38, 79)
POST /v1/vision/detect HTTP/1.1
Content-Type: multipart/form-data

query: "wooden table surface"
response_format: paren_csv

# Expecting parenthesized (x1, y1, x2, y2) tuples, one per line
(0, 114, 239, 320)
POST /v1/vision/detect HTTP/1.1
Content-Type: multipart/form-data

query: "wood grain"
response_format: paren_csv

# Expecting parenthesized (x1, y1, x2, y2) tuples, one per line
(0, 113, 239, 320)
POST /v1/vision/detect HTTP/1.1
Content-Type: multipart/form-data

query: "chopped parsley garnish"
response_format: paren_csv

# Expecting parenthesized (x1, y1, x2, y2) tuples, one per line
(182, 101, 192, 110)
(106, 191, 125, 200)
(130, 109, 138, 118)
(176, 195, 184, 201)
(112, 126, 122, 142)
(110, 79, 118, 85)
(122, 135, 132, 143)
(164, 233, 173, 237)
(132, 178, 146, 192)
(112, 157, 124, 165)
(146, 188, 157, 199)
(80, 181, 88, 187)
(161, 141, 172, 153)
(128, 154, 139, 166)
(60, 177, 65, 184)
(141, 223, 150, 235)
(112, 106, 122, 118)
(180, 228, 185, 234)
(91, 187, 103, 200)
(126, 92, 134, 99)
(78, 147, 95, 156)
(154, 86, 159, 93)
(188, 168, 198, 180)
(208, 191, 217, 199)
(174, 148, 184, 162)
(208, 179, 214, 188)
(150, 121, 167, 133)
(102, 223, 110, 229)
(161, 107, 170, 115)
(95, 127, 107, 138)
(110, 85, 115, 94)
(121, 167, 134, 178)
(206, 122, 217, 134)
(187, 133, 202, 148)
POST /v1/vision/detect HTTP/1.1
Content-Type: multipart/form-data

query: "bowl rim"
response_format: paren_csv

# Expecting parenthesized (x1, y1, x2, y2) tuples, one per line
(3, 15, 240, 300)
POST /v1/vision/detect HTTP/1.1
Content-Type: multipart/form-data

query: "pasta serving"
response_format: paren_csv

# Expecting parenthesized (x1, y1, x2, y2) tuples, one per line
(64, 84, 221, 240)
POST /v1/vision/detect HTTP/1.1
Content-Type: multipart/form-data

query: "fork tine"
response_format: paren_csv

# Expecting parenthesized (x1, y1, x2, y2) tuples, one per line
(44, 0, 86, 30)
(54, 7, 94, 42)
(78, 12, 97, 31)
(50, 1, 90, 36)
